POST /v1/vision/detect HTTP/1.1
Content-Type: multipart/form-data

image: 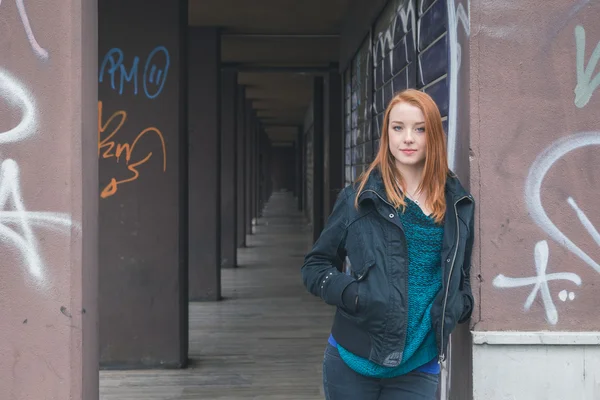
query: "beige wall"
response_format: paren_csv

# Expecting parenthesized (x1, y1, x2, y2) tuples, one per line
(471, 0, 600, 331)
(0, 0, 98, 398)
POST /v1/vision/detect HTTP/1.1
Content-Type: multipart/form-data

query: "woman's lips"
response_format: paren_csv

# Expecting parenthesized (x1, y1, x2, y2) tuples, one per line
(401, 149, 417, 155)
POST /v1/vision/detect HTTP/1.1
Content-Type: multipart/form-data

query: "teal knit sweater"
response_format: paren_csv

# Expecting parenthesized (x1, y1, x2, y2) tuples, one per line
(337, 198, 444, 378)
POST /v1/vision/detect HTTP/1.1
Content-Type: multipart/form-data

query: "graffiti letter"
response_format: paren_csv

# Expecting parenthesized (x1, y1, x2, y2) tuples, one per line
(574, 25, 600, 108)
(99, 48, 140, 96)
(524, 132, 600, 274)
(493, 240, 582, 325)
(143, 46, 170, 99)
(0, 159, 74, 283)
(0, 0, 49, 60)
(0, 69, 37, 143)
(98, 102, 167, 198)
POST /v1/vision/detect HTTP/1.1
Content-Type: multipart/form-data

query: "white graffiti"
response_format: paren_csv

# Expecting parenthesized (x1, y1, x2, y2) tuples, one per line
(0, 159, 74, 283)
(0, 69, 37, 143)
(493, 240, 582, 325)
(0, 65, 75, 286)
(524, 132, 600, 274)
(498, 24, 600, 325)
(574, 24, 600, 108)
(372, 0, 416, 77)
(446, 0, 470, 171)
(0, 0, 48, 60)
(558, 289, 575, 302)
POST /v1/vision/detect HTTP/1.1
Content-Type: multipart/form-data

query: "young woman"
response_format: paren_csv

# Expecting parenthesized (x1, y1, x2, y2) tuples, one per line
(301, 89, 475, 399)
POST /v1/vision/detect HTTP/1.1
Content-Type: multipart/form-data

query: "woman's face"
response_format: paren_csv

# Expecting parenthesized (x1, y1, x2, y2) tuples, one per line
(387, 102, 427, 169)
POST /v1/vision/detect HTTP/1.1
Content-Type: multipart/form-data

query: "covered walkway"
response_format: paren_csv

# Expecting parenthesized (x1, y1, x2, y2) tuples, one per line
(100, 192, 332, 399)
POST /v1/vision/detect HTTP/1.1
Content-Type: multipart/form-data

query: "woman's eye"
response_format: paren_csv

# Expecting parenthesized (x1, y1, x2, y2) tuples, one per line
(416, 127, 425, 133)
(392, 126, 402, 131)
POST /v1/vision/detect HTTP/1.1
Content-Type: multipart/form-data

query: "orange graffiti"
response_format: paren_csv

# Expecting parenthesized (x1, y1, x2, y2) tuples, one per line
(98, 100, 167, 198)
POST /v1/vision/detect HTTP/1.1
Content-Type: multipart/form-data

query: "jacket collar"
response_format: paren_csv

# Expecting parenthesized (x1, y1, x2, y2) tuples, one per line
(357, 167, 472, 206)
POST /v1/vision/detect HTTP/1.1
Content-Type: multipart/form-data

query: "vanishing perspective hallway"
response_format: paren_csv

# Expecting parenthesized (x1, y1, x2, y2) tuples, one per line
(100, 192, 333, 399)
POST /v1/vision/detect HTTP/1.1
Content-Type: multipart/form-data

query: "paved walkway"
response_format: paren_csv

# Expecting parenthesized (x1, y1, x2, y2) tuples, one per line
(100, 191, 333, 399)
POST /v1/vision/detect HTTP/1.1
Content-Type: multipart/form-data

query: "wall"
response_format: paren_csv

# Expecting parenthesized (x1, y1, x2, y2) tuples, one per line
(98, 0, 187, 367)
(304, 102, 315, 224)
(324, 68, 344, 219)
(473, 0, 599, 333)
(471, 0, 600, 398)
(344, 34, 372, 185)
(0, 0, 98, 397)
(271, 146, 296, 192)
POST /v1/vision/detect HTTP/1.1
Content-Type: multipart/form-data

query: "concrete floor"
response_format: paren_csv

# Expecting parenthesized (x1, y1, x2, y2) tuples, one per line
(100, 191, 333, 399)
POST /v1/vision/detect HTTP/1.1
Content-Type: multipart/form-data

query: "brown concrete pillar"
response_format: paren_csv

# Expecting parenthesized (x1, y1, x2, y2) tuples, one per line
(0, 0, 98, 396)
(469, 1, 600, 398)
(188, 27, 221, 301)
(220, 68, 237, 268)
(312, 77, 325, 242)
(291, 142, 299, 197)
(260, 131, 272, 209)
(254, 123, 261, 218)
(296, 127, 304, 211)
(251, 120, 258, 226)
(98, 0, 188, 368)
(324, 67, 343, 220)
(236, 86, 247, 247)
(245, 103, 254, 235)
(258, 130, 266, 214)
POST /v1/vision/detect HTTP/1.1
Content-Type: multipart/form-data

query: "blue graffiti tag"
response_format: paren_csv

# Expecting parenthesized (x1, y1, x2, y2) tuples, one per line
(99, 46, 170, 99)
(143, 46, 170, 99)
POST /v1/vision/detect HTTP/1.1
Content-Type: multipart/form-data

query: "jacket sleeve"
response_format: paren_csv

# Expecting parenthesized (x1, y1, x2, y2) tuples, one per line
(301, 188, 357, 309)
(458, 203, 475, 324)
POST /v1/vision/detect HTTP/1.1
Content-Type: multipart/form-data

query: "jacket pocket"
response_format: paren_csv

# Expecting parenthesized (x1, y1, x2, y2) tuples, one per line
(339, 256, 375, 322)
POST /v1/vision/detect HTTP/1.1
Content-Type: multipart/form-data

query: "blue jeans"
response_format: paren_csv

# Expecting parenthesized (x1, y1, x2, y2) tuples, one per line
(322, 344, 439, 400)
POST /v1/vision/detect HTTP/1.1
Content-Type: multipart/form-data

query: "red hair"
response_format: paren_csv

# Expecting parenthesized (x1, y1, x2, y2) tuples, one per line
(355, 89, 449, 223)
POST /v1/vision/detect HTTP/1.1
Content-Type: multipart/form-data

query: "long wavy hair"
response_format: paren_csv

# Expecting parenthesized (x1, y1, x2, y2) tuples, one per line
(355, 89, 449, 224)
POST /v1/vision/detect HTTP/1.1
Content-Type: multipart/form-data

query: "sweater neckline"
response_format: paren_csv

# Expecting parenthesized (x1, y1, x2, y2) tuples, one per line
(402, 197, 436, 222)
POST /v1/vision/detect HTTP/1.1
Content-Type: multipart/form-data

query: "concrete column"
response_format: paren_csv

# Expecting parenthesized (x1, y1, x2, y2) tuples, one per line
(98, 0, 188, 368)
(245, 103, 253, 235)
(255, 124, 261, 218)
(324, 68, 343, 221)
(468, 1, 600, 399)
(291, 142, 298, 197)
(188, 27, 221, 301)
(261, 132, 272, 207)
(259, 131, 266, 214)
(251, 120, 258, 225)
(236, 87, 247, 247)
(220, 68, 237, 268)
(296, 127, 304, 211)
(0, 0, 98, 396)
(312, 77, 325, 242)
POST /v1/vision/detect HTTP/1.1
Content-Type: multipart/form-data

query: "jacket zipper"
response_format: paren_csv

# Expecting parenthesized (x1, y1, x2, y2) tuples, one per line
(361, 189, 408, 358)
(363, 189, 470, 363)
(438, 195, 469, 364)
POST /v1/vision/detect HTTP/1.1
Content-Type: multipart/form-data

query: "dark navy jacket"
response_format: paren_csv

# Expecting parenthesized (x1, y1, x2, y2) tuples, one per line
(301, 169, 475, 367)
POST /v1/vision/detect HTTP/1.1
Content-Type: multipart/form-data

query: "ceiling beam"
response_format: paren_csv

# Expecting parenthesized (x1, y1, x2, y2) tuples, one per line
(223, 64, 334, 74)
(221, 33, 339, 38)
